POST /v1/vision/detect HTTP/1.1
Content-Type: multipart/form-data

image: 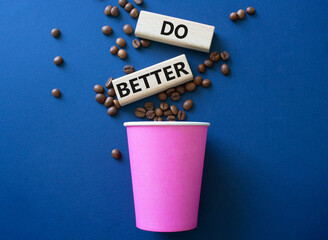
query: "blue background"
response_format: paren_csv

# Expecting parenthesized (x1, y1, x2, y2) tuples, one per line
(1, 0, 327, 239)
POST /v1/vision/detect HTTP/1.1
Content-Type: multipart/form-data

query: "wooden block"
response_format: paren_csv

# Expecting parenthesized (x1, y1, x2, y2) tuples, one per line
(135, 11, 215, 53)
(112, 54, 193, 106)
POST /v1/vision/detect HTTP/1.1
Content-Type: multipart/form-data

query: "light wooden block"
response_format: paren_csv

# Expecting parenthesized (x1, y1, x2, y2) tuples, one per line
(112, 54, 193, 106)
(135, 11, 215, 53)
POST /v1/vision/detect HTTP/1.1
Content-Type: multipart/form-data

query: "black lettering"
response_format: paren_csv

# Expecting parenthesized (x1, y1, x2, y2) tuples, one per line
(129, 78, 142, 93)
(163, 66, 175, 81)
(138, 73, 150, 89)
(116, 82, 130, 98)
(160, 21, 174, 36)
(149, 69, 162, 84)
(175, 24, 188, 39)
(173, 62, 189, 78)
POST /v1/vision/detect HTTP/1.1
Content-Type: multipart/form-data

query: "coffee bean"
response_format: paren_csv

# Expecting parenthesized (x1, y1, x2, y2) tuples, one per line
(202, 79, 211, 88)
(176, 85, 186, 95)
(163, 109, 172, 117)
(198, 63, 206, 73)
(146, 110, 155, 120)
(94, 84, 104, 93)
(246, 7, 255, 15)
(105, 77, 114, 88)
(113, 99, 120, 109)
(132, 39, 141, 49)
(107, 106, 118, 116)
(193, 76, 203, 86)
(220, 51, 229, 61)
(110, 46, 119, 55)
(95, 93, 106, 103)
(210, 51, 220, 62)
(105, 97, 114, 108)
(108, 88, 116, 97)
(130, 8, 139, 18)
(230, 12, 238, 21)
(158, 92, 167, 101)
(52, 89, 61, 98)
(221, 64, 230, 75)
(177, 110, 186, 121)
(171, 92, 180, 101)
(124, 3, 133, 12)
(144, 102, 154, 111)
(112, 149, 121, 159)
(104, 5, 112, 16)
(204, 59, 214, 68)
(237, 9, 246, 19)
(116, 38, 126, 47)
(153, 117, 163, 121)
(155, 108, 163, 117)
(134, 0, 143, 4)
(167, 115, 176, 121)
(102, 26, 113, 35)
(135, 107, 146, 117)
(166, 88, 176, 96)
(140, 39, 151, 47)
(118, 0, 127, 7)
(185, 82, 196, 92)
(111, 6, 119, 17)
(118, 49, 127, 59)
(51, 28, 60, 38)
(53, 56, 63, 66)
(124, 65, 135, 74)
(123, 24, 133, 35)
(183, 99, 193, 111)
(160, 102, 169, 111)
(170, 105, 178, 115)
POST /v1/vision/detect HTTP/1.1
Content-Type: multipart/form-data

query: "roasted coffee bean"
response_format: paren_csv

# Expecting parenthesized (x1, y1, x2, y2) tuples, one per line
(107, 106, 118, 116)
(237, 9, 246, 19)
(155, 108, 163, 117)
(118, 0, 127, 7)
(94, 84, 104, 93)
(246, 7, 255, 15)
(124, 3, 133, 12)
(146, 110, 155, 120)
(177, 110, 186, 121)
(170, 105, 178, 115)
(104, 5, 112, 16)
(221, 64, 230, 75)
(202, 79, 211, 88)
(123, 24, 133, 35)
(102, 26, 113, 35)
(176, 85, 186, 95)
(171, 92, 180, 101)
(107, 88, 116, 97)
(144, 102, 154, 111)
(51, 28, 60, 38)
(54, 56, 63, 66)
(135, 107, 146, 117)
(158, 92, 167, 101)
(124, 65, 135, 74)
(163, 109, 172, 117)
(95, 93, 106, 103)
(198, 63, 206, 73)
(193, 76, 203, 86)
(210, 51, 220, 62)
(113, 99, 120, 109)
(132, 39, 141, 49)
(153, 117, 163, 121)
(110, 46, 119, 55)
(185, 82, 196, 92)
(140, 39, 151, 47)
(118, 49, 127, 59)
(105, 77, 114, 88)
(52, 89, 61, 98)
(204, 59, 214, 68)
(166, 88, 176, 96)
(130, 8, 139, 18)
(104, 97, 114, 108)
(167, 115, 176, 121)
(220, 51, 229, 61)
(111, 6, 119, 17)
(230, 12, 238, 21)
(183, 99, 193, 111)
(134, 0, 143, 4)
(160, 102, 169, 111)
(112, 149, 121, 159)
(116, 38, 126, 47)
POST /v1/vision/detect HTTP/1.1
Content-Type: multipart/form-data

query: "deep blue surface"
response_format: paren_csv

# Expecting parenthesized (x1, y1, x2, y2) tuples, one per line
(1, 0, 327, 239)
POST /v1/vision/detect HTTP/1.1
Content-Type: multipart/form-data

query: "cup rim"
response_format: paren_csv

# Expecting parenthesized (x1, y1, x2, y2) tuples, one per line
(123, 121, 210, 127)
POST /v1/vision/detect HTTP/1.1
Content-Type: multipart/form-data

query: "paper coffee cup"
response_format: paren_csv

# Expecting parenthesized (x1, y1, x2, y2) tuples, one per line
(124, 121, 210, 232)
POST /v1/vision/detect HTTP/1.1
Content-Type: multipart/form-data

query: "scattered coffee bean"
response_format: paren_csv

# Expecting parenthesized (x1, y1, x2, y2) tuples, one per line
(53, 56, 63, 66)
(202, 79, 211, 88)
(51, 28, 60, 38)
(171, 92, 180, 101)
(176, 85, 186, 95)
(140, 39, 151, 47)
(177, 110, 186, 120)
(166, 88, 176, 96)
(94, 84, 104, 93)
(204, 59, 214, 68)
(107, 106, 118, 116)
(237, 9, 246, 19)
(134, 0, 143, 4)
(116, 38, 126, 47)
(220, 51, 229, 61)
(135, 107, 146, 117)
(146, 110, 155, 119)
(153, 117, 163, 121)
(246, 7, 255, 15)
(160, 102, 169, 111)
(230, 12, 238, 21)
(185, 82, 196, 92)
(210, 51, 220, 62)
(108, 88, 116, 97)
(105, 97, 114, 108)
(170, 105, 178, 115)
(163, 109, 172, 117)
(113, 99, 121, 109)
(158, 92, 167, 101)
(112, 149, 121, 159)
(52, 89, 61, 98)
(144, 102, 154, 111)
(124, 3, 133, 12)
(221, 64, 230, 75)
(123, 24, 133, 35)
(124, 65, 135, 74)
(155, 108, 163, 117)
(95, 93, 106, 103)
(193, 76, 203, 86)
(198, 63, 206, 73)
(183, 99, 193, 111)
(104, 5, 113, 16)
(111, 6, 119, 17)
(130, 8, 139, 18)
(118, 49, 127, 59)
(132, 39, 141, 49)
(118, 0, 127, 7)
(167, 115, 176, 121)
(105, 77, 114, 88)
(102, 26, 113, 35)
(110, 46, 119, 55)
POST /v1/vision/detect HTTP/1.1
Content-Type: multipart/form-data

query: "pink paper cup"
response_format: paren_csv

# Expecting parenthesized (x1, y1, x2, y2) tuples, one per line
(124, 121, 210, 232)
